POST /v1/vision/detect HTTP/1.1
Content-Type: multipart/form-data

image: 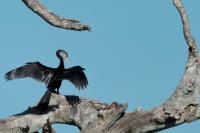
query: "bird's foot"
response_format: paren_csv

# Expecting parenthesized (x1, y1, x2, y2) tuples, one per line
(51, 90, 57, 94)
(52, 91, 60, 95)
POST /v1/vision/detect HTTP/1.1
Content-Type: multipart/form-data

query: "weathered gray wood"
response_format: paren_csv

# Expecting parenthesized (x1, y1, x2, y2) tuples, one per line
(22, 0, 91, 31)
(109, 0, 200, 132)
(0, 94, 127, 133)
(0, 0, 199, 132)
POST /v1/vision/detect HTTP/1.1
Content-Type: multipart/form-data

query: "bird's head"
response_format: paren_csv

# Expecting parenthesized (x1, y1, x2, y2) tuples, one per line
(56, 49, 68, 61)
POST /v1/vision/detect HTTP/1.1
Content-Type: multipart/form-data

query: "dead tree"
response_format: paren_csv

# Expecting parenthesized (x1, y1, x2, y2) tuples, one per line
(0, 0, 199, 132)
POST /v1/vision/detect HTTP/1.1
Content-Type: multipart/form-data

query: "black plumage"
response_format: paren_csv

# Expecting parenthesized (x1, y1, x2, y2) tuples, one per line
(5, 62, 54, 85)
(5, 50, 88, 110)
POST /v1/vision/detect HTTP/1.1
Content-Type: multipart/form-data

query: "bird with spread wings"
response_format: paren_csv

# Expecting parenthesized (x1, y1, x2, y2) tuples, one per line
(5, 50, 88, 110)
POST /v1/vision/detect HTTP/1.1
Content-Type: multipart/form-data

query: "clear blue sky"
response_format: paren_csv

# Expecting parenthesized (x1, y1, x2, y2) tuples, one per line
(0, 0, 200, 132)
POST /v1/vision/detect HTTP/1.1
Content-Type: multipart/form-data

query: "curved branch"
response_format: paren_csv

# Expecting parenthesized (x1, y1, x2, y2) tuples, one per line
(22, 0, 91, 31)
(173, 0, 197, 55)
(110, 58, 200, 132)
(108, 0, 200, 132)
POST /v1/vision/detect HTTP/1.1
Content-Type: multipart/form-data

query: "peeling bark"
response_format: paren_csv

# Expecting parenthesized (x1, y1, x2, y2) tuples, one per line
(1, 0, 199, 132)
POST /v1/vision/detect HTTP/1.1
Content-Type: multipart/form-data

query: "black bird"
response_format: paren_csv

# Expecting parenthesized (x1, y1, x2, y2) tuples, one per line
(5, 50, 88, 109)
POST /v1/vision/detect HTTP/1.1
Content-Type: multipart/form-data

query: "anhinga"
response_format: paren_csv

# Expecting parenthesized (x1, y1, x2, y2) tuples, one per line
(5, 50, 88, 110)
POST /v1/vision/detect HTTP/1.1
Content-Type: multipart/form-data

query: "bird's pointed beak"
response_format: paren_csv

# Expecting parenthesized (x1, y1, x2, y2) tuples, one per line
(63, 54, 68, 60)
(64, 56, 67, 60)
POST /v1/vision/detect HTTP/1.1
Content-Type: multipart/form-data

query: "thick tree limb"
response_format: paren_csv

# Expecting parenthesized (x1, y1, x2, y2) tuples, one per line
(22, 0, 91, 31)
(0, 0, 199, 132)
(0, 94, 127, 133)
(109, 0, 200, 132)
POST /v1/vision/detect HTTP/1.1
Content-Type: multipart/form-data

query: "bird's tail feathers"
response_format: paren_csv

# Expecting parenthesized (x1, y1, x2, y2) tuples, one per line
(37, 90, 51, 111)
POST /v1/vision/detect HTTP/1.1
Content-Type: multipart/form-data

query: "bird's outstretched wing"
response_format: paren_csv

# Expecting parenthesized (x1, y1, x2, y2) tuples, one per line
(5, 62, 54, 85)
(58, 66, 88, 89)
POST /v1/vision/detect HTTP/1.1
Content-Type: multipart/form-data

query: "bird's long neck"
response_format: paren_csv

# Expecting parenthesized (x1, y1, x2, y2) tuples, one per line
(58, 58, 65, 69)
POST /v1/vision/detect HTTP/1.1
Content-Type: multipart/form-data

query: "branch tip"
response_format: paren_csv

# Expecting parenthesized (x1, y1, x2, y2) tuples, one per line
(22, 0, 91, 31)
(173, 0, 198, 56)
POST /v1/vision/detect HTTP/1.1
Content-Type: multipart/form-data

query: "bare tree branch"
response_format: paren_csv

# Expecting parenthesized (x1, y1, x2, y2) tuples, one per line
(22, 0, 91, 31)
(0, 0, 199, 132)
(0, 94, 127, 133)
(173, 0, 197, 55)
